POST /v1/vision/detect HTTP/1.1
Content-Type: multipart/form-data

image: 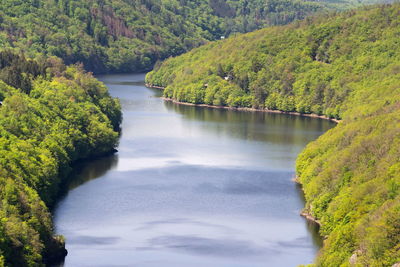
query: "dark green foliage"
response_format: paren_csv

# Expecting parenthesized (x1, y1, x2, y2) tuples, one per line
(0, 52, 121, 266)
(147, 4, 400, 266)
(0, 51, 46, 94)
(0, 0, 381, 74)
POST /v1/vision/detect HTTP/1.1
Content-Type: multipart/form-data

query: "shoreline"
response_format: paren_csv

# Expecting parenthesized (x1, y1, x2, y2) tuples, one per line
(148, 82, 331, 234)
(47, 148, 119, 265)
(294, 176, 323, 227)
(165, 92, 327, 237)
(300, 210, 322, 226)
(146, 84, 340, 123)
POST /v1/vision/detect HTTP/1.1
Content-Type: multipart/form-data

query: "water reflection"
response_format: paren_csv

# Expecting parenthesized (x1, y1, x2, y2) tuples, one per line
(66, 155, 119, 191)
(163, 101, 332, 146)
(53, 73, 335, 267)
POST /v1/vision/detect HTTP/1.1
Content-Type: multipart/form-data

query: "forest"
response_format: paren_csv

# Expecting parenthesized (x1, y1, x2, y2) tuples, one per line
(0, 0, 398, 266)
(0, 51, 121, 266)
(146, 4, 400, 266)
(0, 0, 382, 73)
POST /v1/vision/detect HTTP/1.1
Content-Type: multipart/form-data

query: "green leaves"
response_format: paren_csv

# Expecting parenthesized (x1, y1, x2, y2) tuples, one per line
(0, 0, 372, 73)
(148, 4, 400, 266)
(0, 54, 121, 266)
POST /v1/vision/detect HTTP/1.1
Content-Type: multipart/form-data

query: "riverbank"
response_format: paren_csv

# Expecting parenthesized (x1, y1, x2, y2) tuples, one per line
(293, 176, 323, 228)
(146, 84, 340, 123)
(300, 210, 322, 226)
(0, 60, 122, 266)
(151, 84, 332, 239)
(145, 5, 400, 264)
(55, 74, 331, 267)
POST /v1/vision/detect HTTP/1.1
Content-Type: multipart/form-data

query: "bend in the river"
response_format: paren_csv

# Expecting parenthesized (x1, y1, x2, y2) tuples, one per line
(53, 73, 335, 267)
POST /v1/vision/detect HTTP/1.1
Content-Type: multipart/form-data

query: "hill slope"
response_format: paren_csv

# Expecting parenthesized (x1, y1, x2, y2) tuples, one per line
(146, 4, 400, 266)
(0, 51, 121, 266)
(0, 0, 384, 73)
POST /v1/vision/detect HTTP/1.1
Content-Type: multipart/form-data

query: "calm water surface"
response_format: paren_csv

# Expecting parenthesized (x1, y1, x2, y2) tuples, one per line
(54, 73, 334, 267)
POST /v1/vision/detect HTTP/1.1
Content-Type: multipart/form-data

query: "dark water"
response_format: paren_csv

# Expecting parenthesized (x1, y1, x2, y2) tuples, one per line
(54, 73, 334, 267)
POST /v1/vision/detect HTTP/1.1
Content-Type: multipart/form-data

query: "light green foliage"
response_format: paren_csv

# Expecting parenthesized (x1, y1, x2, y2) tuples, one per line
(146, 3, 400, 119)
(146, 4, 400, 120)
(147, 4, 400, 266)
(0, 0, 381, 73)
(297, 104, 400, 266)
(0, 52, 121, 266)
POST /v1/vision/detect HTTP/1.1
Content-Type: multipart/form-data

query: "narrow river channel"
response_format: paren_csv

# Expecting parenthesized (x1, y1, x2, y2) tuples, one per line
(53, 73, 335, 267)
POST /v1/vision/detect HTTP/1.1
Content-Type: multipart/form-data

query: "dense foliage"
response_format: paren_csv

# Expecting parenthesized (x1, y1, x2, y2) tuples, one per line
(146, 4, 399, 119)
(146, 4, 400, 266)
(0, 51, 121, 266)
(0, 0, 382, 73)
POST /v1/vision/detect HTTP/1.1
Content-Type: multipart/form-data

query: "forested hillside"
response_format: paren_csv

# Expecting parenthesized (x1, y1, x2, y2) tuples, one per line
(0, 51, 121, 266)
(0, 0, 383, 73)
(146, 4, 400, 266)
(0, 1, 397, 266)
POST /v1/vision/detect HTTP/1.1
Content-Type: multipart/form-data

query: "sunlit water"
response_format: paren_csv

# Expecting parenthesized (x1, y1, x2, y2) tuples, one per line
(53, 73, 334, 267)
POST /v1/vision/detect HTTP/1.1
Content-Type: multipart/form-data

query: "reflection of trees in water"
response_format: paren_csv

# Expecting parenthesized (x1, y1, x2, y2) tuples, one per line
(105, 81, 145, 86)
(306, 220, 323, 248)
(295, 183, 323, 249)
(163, 101, 334, 146)
(165, 100, 327, 249)
(55, 155, 119, 203)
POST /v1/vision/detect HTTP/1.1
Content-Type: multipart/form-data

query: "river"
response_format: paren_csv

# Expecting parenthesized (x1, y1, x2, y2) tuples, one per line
(53, 73, 334, 267)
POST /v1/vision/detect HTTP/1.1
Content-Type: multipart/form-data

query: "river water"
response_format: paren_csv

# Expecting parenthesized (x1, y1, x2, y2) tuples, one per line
(53, 73, 334, 267)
